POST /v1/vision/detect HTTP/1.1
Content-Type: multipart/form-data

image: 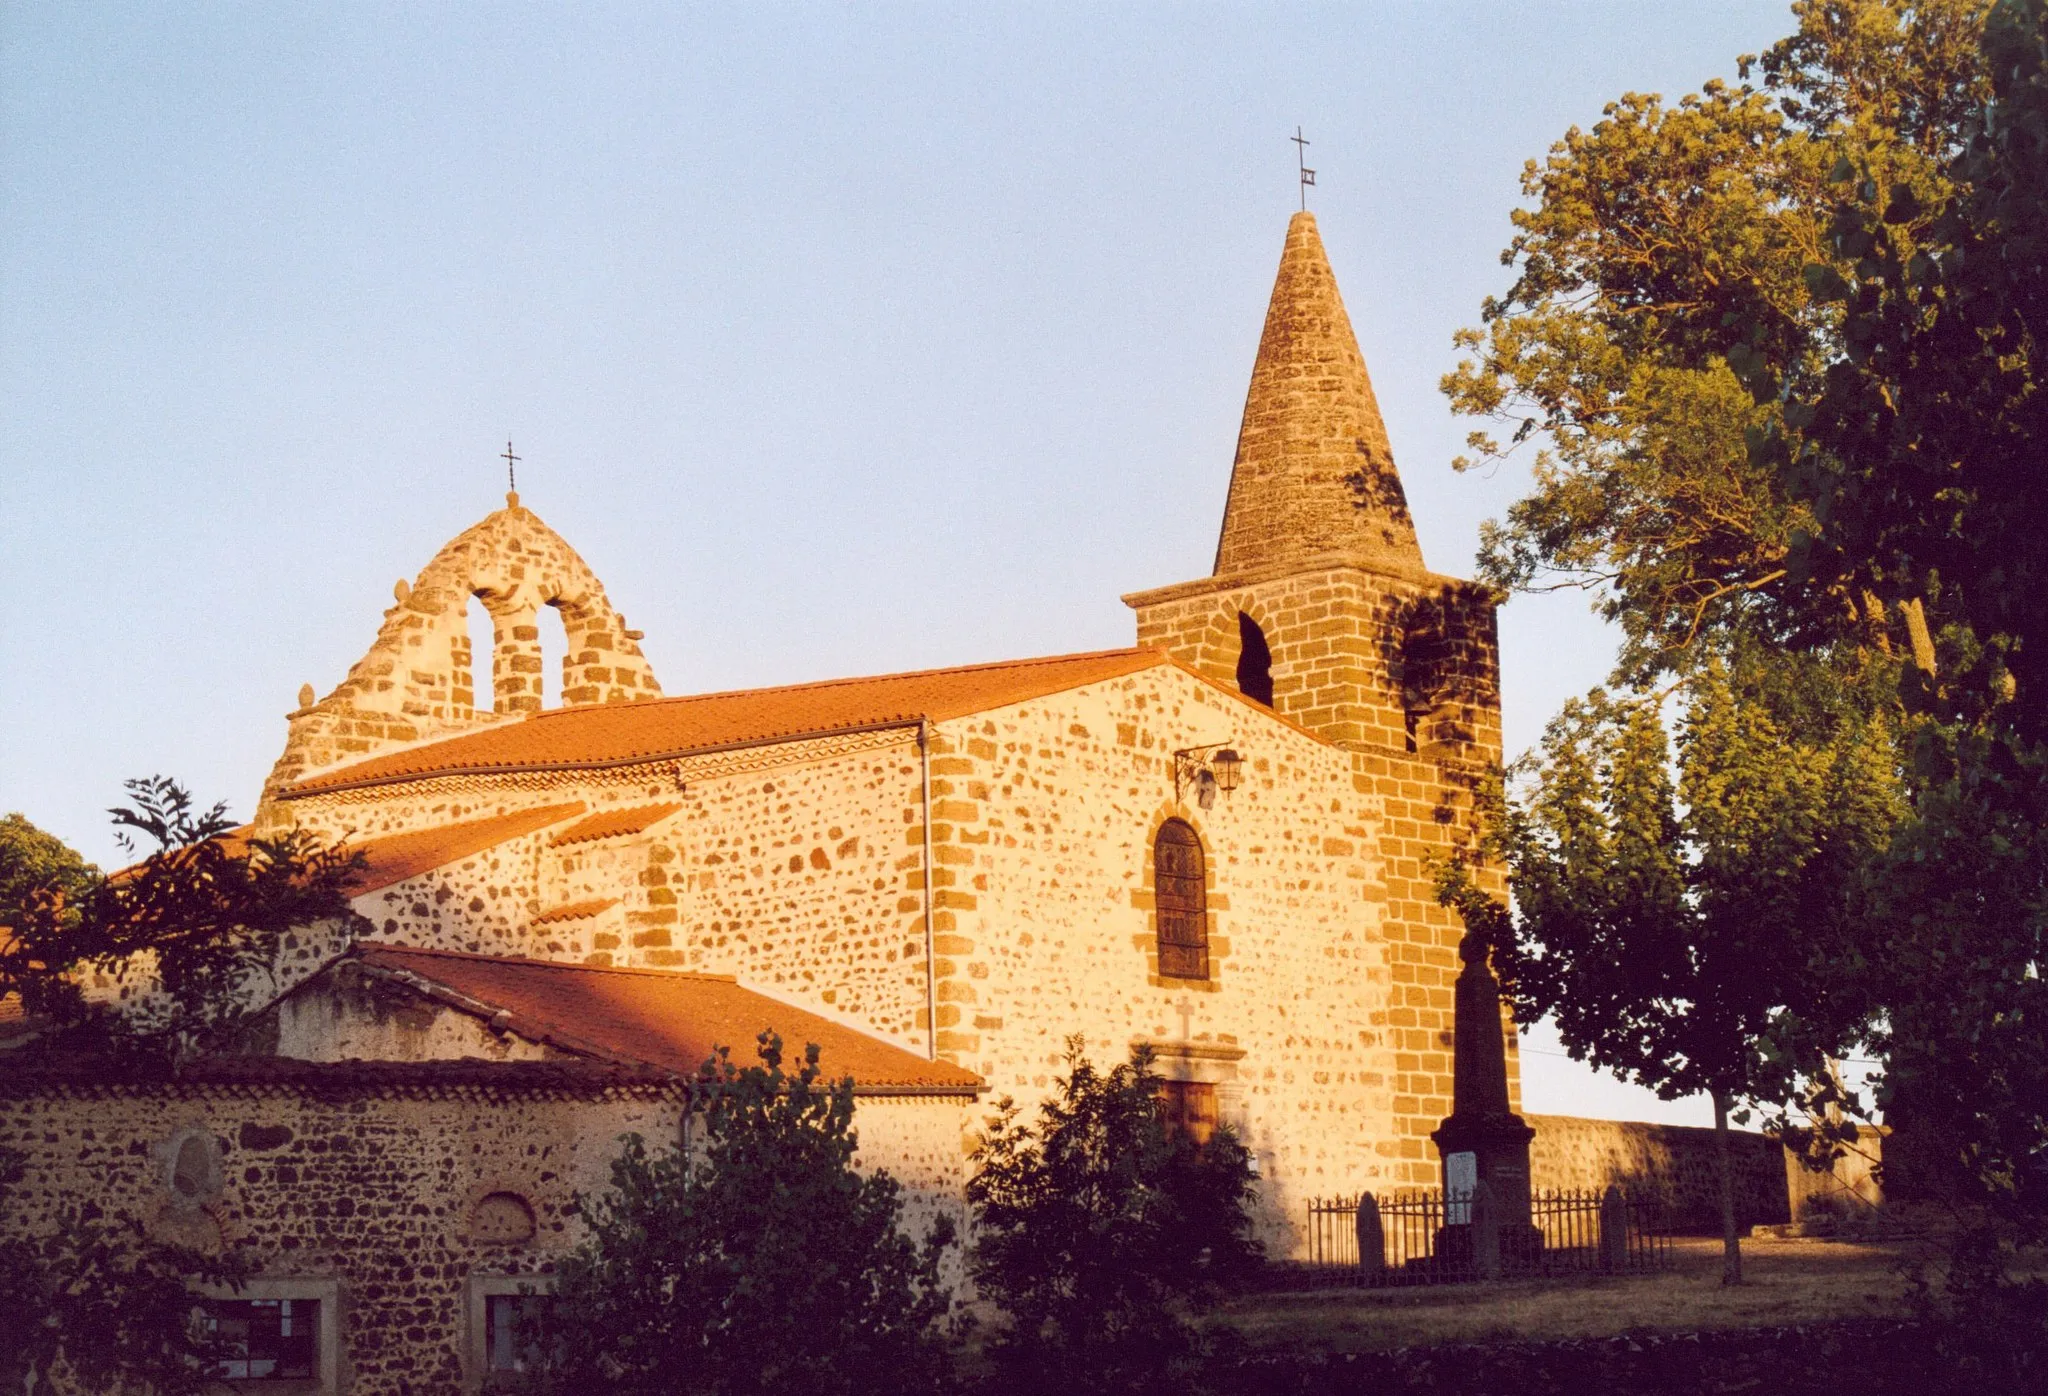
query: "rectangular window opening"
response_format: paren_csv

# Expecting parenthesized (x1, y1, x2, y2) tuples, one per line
(486, 1292, 549, 1376)
(208, 1298, 319, 1381)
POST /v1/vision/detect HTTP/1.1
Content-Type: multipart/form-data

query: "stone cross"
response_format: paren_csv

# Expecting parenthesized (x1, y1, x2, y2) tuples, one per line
(1292, 126, 1315, 210)
(1175, 995, 1194, 1041)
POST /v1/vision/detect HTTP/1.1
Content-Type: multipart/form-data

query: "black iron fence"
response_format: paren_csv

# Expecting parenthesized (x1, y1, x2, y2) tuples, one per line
(1303, 1186, 1670, 1287)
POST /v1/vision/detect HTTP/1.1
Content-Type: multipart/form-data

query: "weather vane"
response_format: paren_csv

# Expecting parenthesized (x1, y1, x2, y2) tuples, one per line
(501, 440, 521, 494)
(1292, 126, 1315, 210)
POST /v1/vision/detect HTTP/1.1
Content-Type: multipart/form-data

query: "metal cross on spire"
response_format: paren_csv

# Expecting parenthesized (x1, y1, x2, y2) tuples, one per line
(501, 441, 521, 495)
(1292, 126, 1316, 210)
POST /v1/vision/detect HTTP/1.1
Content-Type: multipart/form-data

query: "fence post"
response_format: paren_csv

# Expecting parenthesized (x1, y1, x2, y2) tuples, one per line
(1598, 1184, 1627, 1272)
(1471, 1179, 1501, 1280)
(1355, 1192, 1384, 1279)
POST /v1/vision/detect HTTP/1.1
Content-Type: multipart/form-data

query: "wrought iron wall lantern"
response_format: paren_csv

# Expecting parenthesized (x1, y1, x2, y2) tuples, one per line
(1173, 743, 1244, 810)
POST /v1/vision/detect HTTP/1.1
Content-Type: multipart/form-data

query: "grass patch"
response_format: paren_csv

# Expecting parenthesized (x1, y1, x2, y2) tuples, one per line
(1211, 1236, 1924, 1353)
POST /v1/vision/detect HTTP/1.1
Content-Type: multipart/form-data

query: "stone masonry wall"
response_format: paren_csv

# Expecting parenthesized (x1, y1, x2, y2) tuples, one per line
(285, 737, 936, 1058)
(1528, 1113, 1789, 1231)
(615, 743, 930, 1051)
(0, 1073, 971, 1395)
(1130, 564, 1500, 766)
(257, 498, 661, 822)
(270, 656, 1518, 1255)
(0, 1074, 679, 1394)
(1130, 563, 1516, 1194)
(913, 669, 1418, 1254)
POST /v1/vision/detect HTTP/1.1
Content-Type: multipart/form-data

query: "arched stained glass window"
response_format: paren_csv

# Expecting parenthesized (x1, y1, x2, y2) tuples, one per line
(1154, 819, 1208, 981)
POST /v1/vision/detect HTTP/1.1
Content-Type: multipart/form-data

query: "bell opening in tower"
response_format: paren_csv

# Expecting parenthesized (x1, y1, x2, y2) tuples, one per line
(1236, 612, 1274, 707)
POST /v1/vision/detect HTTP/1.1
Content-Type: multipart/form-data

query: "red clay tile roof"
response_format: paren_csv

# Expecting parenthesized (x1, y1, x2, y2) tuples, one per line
(285, 648, 1169, 796)
(0, 1055, 684, 1097)
(342, 804, 586, 895)
(549, 803, 682, 847)
(353, 942, 982, 1094)
(530, 897, 619, 925)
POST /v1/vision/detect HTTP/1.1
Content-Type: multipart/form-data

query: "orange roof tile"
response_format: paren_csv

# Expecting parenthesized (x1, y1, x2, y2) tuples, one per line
(352, 943, 981, 1094)
(342, 804, 585, 895)
(549, 803, 682, 848)
(285, 648, 1169, 796)
(106, 825, 258, 885)
(531, 897, 619, 925)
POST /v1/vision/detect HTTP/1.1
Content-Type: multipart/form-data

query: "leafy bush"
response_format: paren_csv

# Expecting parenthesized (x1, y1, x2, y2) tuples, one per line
(0, 1146, 245, 1395)
(966, 1037, 1261, 1394)
(523, 1033, 956, 1396)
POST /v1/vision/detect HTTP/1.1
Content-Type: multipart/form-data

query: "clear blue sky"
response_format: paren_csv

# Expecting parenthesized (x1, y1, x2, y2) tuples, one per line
(1, 2, 1803, 1124)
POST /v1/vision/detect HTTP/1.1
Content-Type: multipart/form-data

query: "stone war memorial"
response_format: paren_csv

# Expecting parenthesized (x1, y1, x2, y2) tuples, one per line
(3, 211, 1813, 1392)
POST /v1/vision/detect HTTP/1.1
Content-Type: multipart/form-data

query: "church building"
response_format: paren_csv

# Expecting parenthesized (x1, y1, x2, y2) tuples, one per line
(4, 211, 1592, 1394)
(254, 208, 1510, 1213)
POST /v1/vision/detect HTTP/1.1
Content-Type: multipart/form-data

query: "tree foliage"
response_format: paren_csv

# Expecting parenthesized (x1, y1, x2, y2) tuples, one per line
(1444, 0, 1992, 680)
(524, 1033, 956, 1396)
(966, 1037, 1261, 1394)
(1441, 642, 1899, 1277)
(1445, 0, 2048, 1230)
(0, 1145, 245, 1395)
(0, 813, 99, 929)
(1, 777, 362, 1063)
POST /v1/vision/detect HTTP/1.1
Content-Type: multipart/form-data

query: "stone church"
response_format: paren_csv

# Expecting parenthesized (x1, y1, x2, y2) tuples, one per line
(13, 211, 1676, 1393)
(251, 206, 1509, 1200)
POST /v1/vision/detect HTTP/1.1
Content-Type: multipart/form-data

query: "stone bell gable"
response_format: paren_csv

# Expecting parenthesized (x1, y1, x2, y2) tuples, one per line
(1123, 211, 1501, 768)
(257, 493, 662, 821)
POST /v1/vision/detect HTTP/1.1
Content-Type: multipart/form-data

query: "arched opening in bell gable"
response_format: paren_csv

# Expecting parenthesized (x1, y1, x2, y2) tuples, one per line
(1236, 611, 1274, 708)
(538, 600, 568, 708)
(462, 594, 494, 713)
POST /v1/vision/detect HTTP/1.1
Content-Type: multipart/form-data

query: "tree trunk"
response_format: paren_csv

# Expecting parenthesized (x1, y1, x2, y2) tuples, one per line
(1713, 1091, 1743, 1286)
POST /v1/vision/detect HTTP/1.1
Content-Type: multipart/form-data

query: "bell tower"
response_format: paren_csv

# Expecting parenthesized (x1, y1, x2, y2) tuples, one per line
(1126, 210, 1515, 1186)
(1123, 211, 1499, 767)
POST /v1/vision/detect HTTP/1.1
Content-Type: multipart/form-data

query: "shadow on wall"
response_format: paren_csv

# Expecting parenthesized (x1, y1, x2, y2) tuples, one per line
(1527, 1114, 1790, 1233)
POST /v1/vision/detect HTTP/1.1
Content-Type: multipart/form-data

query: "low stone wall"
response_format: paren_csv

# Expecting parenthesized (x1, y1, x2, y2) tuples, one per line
(1527, 1114, 1787, 1231)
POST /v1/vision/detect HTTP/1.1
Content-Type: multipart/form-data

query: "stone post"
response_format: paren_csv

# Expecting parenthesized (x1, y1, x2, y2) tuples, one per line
(1598, 1184, 1628, 1272)
(1355, 1192, 1384, 1278)
(1432, 931, 1540, 1269)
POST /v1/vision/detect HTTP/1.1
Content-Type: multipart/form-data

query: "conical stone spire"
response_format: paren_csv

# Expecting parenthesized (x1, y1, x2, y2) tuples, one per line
(1213, 211, 1424, 579)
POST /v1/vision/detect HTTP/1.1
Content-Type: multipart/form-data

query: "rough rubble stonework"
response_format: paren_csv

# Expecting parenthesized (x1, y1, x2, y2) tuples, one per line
(257, 494, 662, 820)
(0, 1071, 969, 1396)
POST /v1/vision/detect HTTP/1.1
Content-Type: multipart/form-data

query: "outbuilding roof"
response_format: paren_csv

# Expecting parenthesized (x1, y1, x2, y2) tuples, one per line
(351, 942, 983, 1095)
(341, 803, 587, 893)
(285, 648, 1169, 796)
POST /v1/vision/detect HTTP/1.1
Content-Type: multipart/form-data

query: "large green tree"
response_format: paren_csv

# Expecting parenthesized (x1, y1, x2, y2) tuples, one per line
(1772, 0, 2048, 1233)
(0, 813, 99, 928)
(1444, 0, 1990, 680)
(1443, 643, 1898, 1282)
(524, 1033, 957, 1396)
(0, 784, 362, 1393)
(1441, 0, 2048, 1233)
